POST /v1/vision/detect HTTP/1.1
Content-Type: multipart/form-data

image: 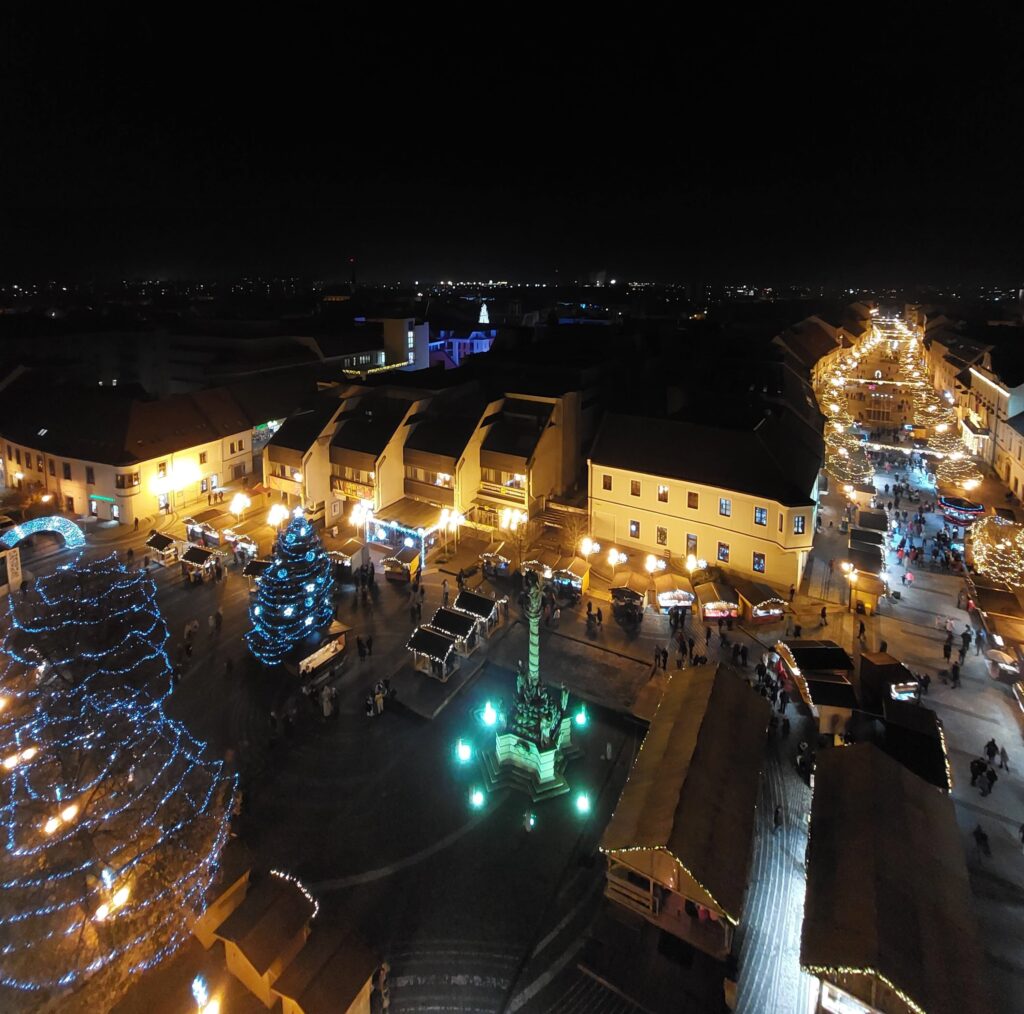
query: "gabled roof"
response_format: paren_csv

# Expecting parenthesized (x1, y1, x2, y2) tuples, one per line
(332, 396, 414, 456)
(273, 928, 378, 1014)
(268, 396, 340, 454)
(428, 607, 476, 639)
(601, 664, 770, 922)
(453, 588, 500, 619)
(802, 744, 989, 1014)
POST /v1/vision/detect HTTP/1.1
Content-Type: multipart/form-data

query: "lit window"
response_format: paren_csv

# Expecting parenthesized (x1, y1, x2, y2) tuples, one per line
(630, 480, 641, 497)
(657, 484, 669, 503)
(602, 474, 612, 491)
(793, 515, 806, 535)
(656, 526, 668, 546)
(753, 552, 766, 573)
(717, 542, 730, 563)
(199, 452, 207, 465)
(719, 497, 731, 517)
(754, 506, 767, 526)
(629, 519, 640, 539)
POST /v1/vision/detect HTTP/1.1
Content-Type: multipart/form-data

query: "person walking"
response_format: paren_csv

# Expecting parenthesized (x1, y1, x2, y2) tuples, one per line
(961, 627, 972, 654)
(778, 689, 790, 715)
(133, 516, 139, 532)
(596, 607, 603, 627)
(788, 583, 795, 603)
(950, 660, 961, 687)
(442, 578, 449, 607)
(653, 646, 661, 672)
(983, 766, 998, 797)
(676, 643, 685, 669)
(984, 738, 998, 764)
(820, 605, 827, 627)
(357, 636, 366, 661)
(367, 635, 373, 657)
(942, 640, 952, 663)
(858, 619, 866, 641)
(208, 614, 216, 638)
(661, 646, 668, 671)
(773, 805, 782, 831)
(705, 626, 712, 646)
(215, 607, 223, 633)
(970, 757, 985, 786)
(975, 627, 986, 656)
(687, 637, 695, 661)
(999, 745, 1009, 771)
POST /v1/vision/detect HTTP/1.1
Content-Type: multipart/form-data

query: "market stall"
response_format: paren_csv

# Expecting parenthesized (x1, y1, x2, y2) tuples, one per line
(425, 607, 478, 656)
(610, 571, 649, 608)
(550, 556, 590, 600)
(522, 548, 561, 581)
(407, 626, 459, 681)
(328, 537, 368, 580)
(730, 577, 785, 624)
(653, 571, 695, 612)
(180, 545, 218, 584)
(383, 545, 420, 583)
(452, 588, 505, 637)
(284, 622, 350, 689)
(693, 580, 738, 620)
(480, 547, 511, 578)
(145, 531, 179, 567)
(184, 508, 222, 546)
(223, 527, 258, 562)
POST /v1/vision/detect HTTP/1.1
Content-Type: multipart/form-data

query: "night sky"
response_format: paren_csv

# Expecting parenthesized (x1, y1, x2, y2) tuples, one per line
(1, 10, 1022, 284)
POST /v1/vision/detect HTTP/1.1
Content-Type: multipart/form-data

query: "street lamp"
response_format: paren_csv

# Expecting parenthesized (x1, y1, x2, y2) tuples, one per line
(644, 554, 666, 574)
(607, 548, 627, 579)
(230, 493, 250, 522)
(580, 536, 601, 561)
(267, 503, 289, 529)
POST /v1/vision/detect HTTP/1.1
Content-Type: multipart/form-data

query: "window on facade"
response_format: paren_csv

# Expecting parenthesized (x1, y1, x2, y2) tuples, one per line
(85, 467, 95, 485)
(5, 444, 11, 460)
(793, 515, 806, 535)
(719, 497, 732, 517)
(36, 455, 43, 472)
(229, 442, 235, 455)
(23, 450, 31, 465)
(778, 513, 783, 532)
(48, 459, 55, 477)
(656, 526, 668, 546)
(754, 506, 767, 526)
(602, 474, 612, 491)
(687, 491, 699, 509)
(114, 472, 140, 489)
(62, 462, 71, 480)
(200, 478, 209, 494)
(687, 533, 698, 556)
(238, 438, 244, 450)
(14, 449, 20, 465)
(630, 480, 641, 497)
(199, 452, 207, 465)
(157, 462, 167, 478)
(717, 542, 730, 563)
(753, 552, 766, 573)
(657, 484, 669, 503)
(629, 519, 640, 539)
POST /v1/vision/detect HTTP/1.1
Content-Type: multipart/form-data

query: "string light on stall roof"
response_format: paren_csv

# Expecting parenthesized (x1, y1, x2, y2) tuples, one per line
(270, 869, 320, 918)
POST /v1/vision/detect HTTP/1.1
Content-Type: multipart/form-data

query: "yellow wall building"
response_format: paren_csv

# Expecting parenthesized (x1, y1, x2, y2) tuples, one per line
(589, 414, 819, 587)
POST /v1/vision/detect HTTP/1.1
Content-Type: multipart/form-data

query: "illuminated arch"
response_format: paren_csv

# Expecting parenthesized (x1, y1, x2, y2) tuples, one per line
(0, 516, 86, 550)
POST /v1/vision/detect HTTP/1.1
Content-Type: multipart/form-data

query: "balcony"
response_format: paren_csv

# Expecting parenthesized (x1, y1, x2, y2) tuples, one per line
(476, 480, 527, 505)
(404, 478, 454, 506)
(267, 472, 302, 495)
(331, 475, 375, 500)
(114, 486, 141, 498)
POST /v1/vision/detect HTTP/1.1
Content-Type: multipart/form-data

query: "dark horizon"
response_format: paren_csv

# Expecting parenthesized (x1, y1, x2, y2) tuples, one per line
(2, 11, 1023, 287)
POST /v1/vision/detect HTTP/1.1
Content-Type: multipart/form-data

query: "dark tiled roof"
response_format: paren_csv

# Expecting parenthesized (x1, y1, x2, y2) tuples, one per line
(428, 607, 476, 639)
(268, 396, 340, 454)
(332, 397, 413, 456)
(481, 398, 553, 459)
(453, 589, 499, 619)
(590, 411, 821, 507)
(407, 626, 455, 660)
(405, 408, 484, 459)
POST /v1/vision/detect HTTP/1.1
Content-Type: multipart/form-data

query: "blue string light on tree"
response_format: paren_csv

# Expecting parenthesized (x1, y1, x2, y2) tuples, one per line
(0, 556, 235, 1008)
(245, 508, 334, 665)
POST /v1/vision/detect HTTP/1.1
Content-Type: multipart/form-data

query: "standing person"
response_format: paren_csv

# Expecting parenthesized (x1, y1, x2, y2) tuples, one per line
(983, 766, 997, 797)
(596, 607, 603, 627)
(949, 660, 961, 688)
(687, 636, 695, 661)
(661, 647, 668, 670)
(208, 614, 216, 638)
(676, 642, 685, 669)
(654, 646, 661, 672)
(942, 640, 952, 663)
(819, 606, 828, 627)
(778, 689, 790, 715)
(858, 619, 866, 641)
(961, 627, 972, 654)
(366, 635, 373, 657)
(788, 583, 795, 603)
(985, 738, 998, 764)
(975, 627, 986, 656)
(133, 516, 139, 532)
(442, 578, 449, 606)
(705, 626, 712, 646)
(374, 686, 385, 715)
(999, 745, 1010, 771)
(357, 636, 366, 662)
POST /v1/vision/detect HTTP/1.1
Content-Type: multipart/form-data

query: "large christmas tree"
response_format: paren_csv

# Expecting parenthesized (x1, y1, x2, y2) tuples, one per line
(246, 508, 334, 665)
(0, 555, 235, 1011)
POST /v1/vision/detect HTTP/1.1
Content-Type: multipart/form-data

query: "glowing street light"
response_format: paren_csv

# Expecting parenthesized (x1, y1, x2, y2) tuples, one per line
(230, 492, 251, 521)
(575, 792, 591, 815)
(574, 705, 588, 727)
(455, 739, 472, 763)
(482, 701, 497, 726)
(607, 548, 627, 579)
(644, 554, 666, 574)
(267, 503, 289, 529)
(469, 788, 486, 809)
(580, 536, 601, 559)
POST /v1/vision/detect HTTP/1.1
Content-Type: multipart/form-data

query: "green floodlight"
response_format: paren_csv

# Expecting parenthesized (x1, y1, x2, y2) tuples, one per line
(456, 739, 472, 763)
(470, 788, 485, 809)
(575, 791, 591, 815)
(574, 705, 588, 727)
(482, 701, 497, 726)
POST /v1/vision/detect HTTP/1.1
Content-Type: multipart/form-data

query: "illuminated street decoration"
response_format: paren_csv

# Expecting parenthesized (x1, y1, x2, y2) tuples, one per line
(246, 509, 334, 665)
(0, 515, 85, 551)
(971, 515, 1024, 588)
(0, 557, 234, 1006)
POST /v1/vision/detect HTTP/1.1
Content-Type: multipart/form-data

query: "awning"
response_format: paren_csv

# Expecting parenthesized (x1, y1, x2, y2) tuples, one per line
(145, 532, 174, 552)
(372, 497, 443, 532)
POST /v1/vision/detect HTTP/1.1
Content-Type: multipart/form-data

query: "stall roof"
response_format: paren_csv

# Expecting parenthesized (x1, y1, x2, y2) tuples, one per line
(729, 576, 783, 607)
(453, 589, 500, 620)
(801, 744, 989, 1014)
(805, 678, 858, 710)
(525, 548, 561, 572)
(388, 545, 420, 566)
(784, 640, 855, 673)
(653, 572, 695, 597)
(848, 528, 885, 547)
(215, 876, 315, 976)
(553, 555, 590, 578)
(335, 538, 365, 560)
(242, 558, 272, 577)
(407, 626, 456, 660)
(845, 545, 884, 574)
(881, 698, 950, 791)
(693, 580, 738, 606)
(190, 507, 222, 525)
(428, 607, 476, 640)
(273, 928, 378, 1014)
(972, 582, 1023, 618)
(601, 665, 771, 923)
(181, 546, 215, 566)
(856, 509, 888, 532)
(145, 532, 174, 552)
(610, 571, 650, 596)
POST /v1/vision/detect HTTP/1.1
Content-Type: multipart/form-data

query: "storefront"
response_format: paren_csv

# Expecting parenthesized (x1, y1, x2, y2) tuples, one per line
(407, 626, 458, 681)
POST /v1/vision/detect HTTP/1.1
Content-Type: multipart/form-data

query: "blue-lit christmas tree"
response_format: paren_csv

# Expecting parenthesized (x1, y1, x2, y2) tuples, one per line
(246, 508, 334, 665)
(0, 555, 235, 1011)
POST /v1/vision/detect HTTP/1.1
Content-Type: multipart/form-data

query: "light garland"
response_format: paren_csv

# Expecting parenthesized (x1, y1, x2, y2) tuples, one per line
(270, 869, 319, 919)
(0, 556, 235, 1007)
(0, 516, 86, 552)
(246, 509, 335, 666)
(971, 515, 1024, 588)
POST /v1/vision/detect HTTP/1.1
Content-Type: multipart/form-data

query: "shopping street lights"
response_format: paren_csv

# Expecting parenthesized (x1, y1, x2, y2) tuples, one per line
(230, 493, 251, 523)
(267, 503, 289, 530)
(580, 536, 601, 562)
(607, 548, 627, 580)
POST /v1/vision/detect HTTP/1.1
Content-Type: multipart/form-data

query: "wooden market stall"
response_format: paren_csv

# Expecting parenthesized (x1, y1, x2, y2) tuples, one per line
(550, 556, 590, 599)
(452, 588, 506, 637)
(145, 530, 179, 567)
(243, 557, 272, 594)
(180, 544, 218, 584)
(693, 579, 739, 620)
(652, 571, 695, 613)
(425, 607, 478, 656)
(601, 664, 771, 959)
(383, 545, 420, 582)
(730, 576, 785, 624)
(775, 639, 858, 736)
(329, 538, 369, 580)
(272, 927, 379, 1014)
(283, 621, 351, 689)
(802, 745, 989, 1014)
(610, 571, 649, 607)
(407, 626, 459, 681)
(523, 547, 561, 580)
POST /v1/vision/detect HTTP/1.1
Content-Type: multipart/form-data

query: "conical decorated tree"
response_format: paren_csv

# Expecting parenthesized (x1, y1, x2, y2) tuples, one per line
(0, 557, 235, 1012)
(246, 508, 334, 665)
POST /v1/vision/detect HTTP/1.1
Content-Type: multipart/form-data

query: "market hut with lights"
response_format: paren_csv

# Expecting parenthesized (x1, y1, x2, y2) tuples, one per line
(407, 626, 459, 681)
(452, 587, 506, 638)
(600, 664, 770, 960)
